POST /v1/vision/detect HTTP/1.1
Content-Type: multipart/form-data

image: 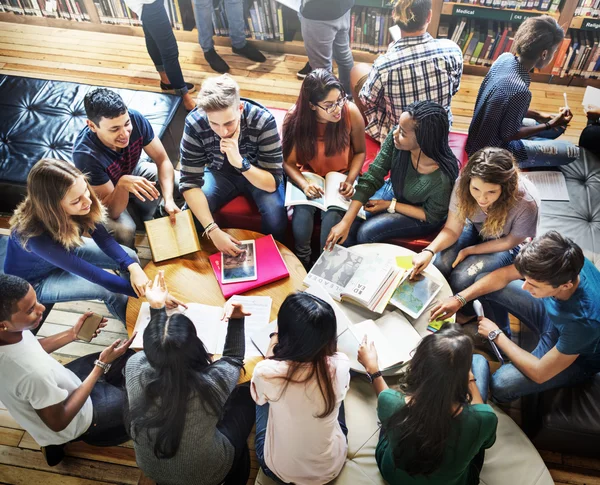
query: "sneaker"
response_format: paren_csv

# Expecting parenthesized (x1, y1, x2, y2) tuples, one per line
(41, 444, 65, 466)
(160, 81, 196, 94)
(204, 48, 230, 73)
(232, 43, 266, 63)
(297, 62, 312, 80)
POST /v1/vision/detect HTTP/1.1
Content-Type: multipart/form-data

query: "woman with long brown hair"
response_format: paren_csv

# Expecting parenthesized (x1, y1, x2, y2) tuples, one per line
(251, 292, 350, 484)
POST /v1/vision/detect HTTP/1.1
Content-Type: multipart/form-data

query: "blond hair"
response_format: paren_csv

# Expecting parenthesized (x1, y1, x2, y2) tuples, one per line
(196, 74, 240, 112)
(392, 0, 431, 32)
(10, 158, 105, 250)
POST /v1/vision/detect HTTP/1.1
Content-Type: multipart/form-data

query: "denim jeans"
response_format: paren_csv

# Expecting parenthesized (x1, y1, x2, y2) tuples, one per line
(480, 280, 599, 403)
(33, 238, 137, 324)
(292, 206, 344, 264)
(193, 0, 246, 51)
(299, 10, 354, 95)
(519, 118, 579, 168)
(141, 0, 188, 94)
(471, 353, 490, 403)
(197, 168, 287, 242)
(255, 402, 348, 483)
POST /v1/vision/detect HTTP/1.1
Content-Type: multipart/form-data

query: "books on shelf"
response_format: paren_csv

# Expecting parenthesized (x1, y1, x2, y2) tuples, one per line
(574, 0, 600, 17)
(442, 0, 562, 11)
(210, 0, 285, 42)
(350, 6, 394, 54)
(144, 210, 201, 263)
(554, 30, 600, 78)
(0, 0, 90, 20)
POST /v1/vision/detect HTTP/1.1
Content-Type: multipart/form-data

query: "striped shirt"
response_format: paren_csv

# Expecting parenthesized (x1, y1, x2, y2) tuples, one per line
(179, 99, 283, 192)
(359, 33, 463, 143)
(466, 53, 531, 162)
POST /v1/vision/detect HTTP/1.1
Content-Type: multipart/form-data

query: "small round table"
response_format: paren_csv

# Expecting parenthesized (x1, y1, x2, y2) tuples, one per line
(126, 229, 307, 337)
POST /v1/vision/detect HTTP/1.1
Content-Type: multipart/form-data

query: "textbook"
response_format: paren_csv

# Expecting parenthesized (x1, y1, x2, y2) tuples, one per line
(144, 210, 201, 262)
(284, 172, 366, 219)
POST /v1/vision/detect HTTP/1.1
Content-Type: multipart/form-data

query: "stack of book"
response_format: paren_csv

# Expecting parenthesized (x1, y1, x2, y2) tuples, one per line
(574, 0, 599, 17)
(443, 0, 562, 11)
(350, 6, 394, 54)
(0, 0, 90, 20)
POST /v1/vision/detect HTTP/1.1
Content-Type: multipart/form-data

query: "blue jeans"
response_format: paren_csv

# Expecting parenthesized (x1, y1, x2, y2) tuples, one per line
(292, 206, 344, 264)
(472, 353, 490, 403)
(519, 118, 579, 168)
(192, 0, 246, 51)
(33, 238, 137, 324)
(480, 280, 599, 403)
(141, 0, 187, 94)
(199, 168, 287, 242)
(255, 402, 348, 483)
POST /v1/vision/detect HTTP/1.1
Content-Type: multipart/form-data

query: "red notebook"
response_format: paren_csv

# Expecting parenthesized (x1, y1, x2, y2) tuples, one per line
(209, 234, 290, 298)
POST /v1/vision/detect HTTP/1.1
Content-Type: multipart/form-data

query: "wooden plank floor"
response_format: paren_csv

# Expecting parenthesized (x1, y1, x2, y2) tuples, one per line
(0, 21, 598, 485)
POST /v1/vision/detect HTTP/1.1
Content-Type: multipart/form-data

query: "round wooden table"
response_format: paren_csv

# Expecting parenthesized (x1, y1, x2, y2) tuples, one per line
(126, 229, 307, 337)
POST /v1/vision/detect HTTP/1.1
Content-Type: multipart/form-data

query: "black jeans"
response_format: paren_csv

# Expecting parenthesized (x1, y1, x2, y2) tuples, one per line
(140, 0, 187, 94)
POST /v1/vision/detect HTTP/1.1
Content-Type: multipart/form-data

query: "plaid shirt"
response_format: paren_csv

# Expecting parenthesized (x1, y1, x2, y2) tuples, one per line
(359, 33, 463, 143)
(179, 99, 283, 193)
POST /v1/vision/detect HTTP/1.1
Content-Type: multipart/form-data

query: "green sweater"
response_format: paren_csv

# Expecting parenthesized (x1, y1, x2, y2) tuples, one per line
(353, 130, 453, 224)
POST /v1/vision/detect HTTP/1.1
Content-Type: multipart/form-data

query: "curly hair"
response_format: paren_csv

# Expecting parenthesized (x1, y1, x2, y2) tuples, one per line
(456, 148, 519, 239)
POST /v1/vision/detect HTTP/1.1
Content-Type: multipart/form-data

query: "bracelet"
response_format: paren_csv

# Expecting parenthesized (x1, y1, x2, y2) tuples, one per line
(453, 293, 467, 307)
(93, 359, 111, 374)
(387, 198, 397, 214)
(202, 222, 216, 238)
(422, 248, 435, 256)
(269, 332, 278, 339)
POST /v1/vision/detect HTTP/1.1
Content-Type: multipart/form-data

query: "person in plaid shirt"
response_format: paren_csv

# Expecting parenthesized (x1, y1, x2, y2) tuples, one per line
(351, 0, 463, 143)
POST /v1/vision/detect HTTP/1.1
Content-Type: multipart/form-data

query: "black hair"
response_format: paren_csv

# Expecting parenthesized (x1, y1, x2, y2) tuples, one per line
(84, 88, 127, 126)
(514, 231, 584, 287)
(513, 15, 564, 62)
(0, 274, 30, 322)
(393, 0, 432, 32)
(128, 312, 233, 459)
(271, 292, 338, 418)
(385, 324, 473, 476)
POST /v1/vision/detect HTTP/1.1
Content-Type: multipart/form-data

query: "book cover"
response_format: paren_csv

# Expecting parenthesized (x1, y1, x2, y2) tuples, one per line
(144, 209, 201, 262)
(304, 245, 363, 301)
(389, 274, 442, 319)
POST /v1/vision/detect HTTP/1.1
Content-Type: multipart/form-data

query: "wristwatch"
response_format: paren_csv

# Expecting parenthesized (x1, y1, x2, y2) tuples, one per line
(387, 198, 397, 214)
(488, 329, 504, 341)
(366, 370, 382, 383)
(94, 359, 111, 374)
(236, 157, 251, 173)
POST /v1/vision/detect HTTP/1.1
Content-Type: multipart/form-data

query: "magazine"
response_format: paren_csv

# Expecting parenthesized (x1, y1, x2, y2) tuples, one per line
(285, 172, 366, 219)
(389, 274, 442, 319)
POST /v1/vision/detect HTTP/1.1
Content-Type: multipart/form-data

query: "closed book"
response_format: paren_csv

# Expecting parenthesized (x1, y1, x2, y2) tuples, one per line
(470, 39, 485, 64)
(463, 32, 479, 63)
(209, 234, 290, 298)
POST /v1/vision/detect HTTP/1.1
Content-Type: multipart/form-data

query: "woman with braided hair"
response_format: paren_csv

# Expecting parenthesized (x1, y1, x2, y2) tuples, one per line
(325, 100, 459, 248)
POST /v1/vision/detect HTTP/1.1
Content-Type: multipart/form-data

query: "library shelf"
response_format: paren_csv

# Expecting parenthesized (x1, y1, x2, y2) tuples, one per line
(441, 2, 560, 21)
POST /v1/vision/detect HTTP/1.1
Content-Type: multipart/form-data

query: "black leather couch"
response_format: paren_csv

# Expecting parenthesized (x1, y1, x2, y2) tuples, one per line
(521, 147, 600, 457)
(0, 75, 185, 213)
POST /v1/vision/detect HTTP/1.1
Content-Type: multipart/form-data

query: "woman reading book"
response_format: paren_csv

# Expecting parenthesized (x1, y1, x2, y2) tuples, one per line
(125, 272, 256, 485)
(4, 158, 180, 325)
(282, 68, 366, 268)
(252, 292, 350, 484)
(358, 324, 497, 485)
(324, 100, 459, 248)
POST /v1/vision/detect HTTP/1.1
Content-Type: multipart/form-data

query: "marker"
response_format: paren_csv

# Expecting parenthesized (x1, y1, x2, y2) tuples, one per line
(563, 92, 569, 111)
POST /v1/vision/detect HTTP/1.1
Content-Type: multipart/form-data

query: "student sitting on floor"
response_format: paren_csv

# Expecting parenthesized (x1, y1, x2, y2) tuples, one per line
(0, 274, 135, 466)
(180, 74, 287, 256)
(4, 159, 181, 325)
(351, 0, 463, 143)
(252, 292, 350, 484)
(411, 148, 540, 300)
(283, 69, 365, 268)
(579, 104, 600, 158)
(72, 88, 181, 248)
(466, 16, 579, 168)
(324, 101, 459, 249)
(358, 324, 497, 485)
(430, 231, 600, 403)
(125, 272, 256, 485)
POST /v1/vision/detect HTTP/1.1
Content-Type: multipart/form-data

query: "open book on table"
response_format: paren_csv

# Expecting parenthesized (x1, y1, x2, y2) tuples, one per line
(285, 172, 366, 219)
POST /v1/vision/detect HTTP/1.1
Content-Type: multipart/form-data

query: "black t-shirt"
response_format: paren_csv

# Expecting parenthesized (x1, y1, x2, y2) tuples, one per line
(300, 0, 354, 21)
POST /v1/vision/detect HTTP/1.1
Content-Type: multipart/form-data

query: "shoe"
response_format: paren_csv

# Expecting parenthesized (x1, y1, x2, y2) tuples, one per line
(160, 81, 196, 94)
(41, 444, 65, 466)
(297, 62, 312, 79)
(232, 43, 266, 63)
(204, 48, 230, 73)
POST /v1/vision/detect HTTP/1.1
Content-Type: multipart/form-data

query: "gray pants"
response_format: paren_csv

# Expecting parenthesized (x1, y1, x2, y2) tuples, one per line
(299, 10, 354, 95)
(105, 161, 181, 249)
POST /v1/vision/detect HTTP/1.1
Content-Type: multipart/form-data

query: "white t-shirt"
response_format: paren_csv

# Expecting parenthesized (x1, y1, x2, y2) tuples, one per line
(0, 331, 93, 446)
(251, 352, 351, 485)
(123, 0, 157, 17)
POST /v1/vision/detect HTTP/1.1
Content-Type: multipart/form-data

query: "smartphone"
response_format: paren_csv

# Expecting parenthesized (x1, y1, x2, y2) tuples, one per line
(76, 313, 103, 342)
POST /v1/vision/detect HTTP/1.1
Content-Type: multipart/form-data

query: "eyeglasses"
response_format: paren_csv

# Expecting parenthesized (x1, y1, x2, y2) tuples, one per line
(316, 95, 348, 114)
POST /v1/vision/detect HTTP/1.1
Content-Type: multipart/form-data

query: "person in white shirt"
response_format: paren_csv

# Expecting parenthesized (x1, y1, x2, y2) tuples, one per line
(0, 274, 135, 466)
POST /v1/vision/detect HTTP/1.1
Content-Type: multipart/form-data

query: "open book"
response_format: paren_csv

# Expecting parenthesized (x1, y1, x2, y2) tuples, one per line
(285, 172, 366, 219)
(144, 210, 201, 262)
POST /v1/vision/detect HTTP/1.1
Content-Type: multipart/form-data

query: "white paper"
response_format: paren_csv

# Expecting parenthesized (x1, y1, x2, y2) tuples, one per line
(250, 319, 278, 356)
(582, 86, 600, 109)
(521, 171, 569, 201)
(228, 295, 272, 357)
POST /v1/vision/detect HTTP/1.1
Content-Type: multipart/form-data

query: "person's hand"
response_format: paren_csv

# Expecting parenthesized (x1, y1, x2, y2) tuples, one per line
(99, 333, 136, 364)
(129, 264, 150, 298)
(364, 199, 390, 214)
(358, 335, 380, 374)
(452, 247, 473, 268)
(303, 182, 325, 200)
(210, 228, 244, 256)
(164, 199, 181, 224)
(166, 293, 187, 310)
(338, 181, 355, 199)
(324, 220, 351, 251)
(477, 317, 500, 338)
(145, 271, 169, 308)
(411, 250, 433, 279)
(429, 296, 462, 322)
(221, 300, 252, 322)
(118, 175, 160, 202)
(549, 107, 573, 128)
(220, 123, 242, 167)
(71, 311, 107, 341)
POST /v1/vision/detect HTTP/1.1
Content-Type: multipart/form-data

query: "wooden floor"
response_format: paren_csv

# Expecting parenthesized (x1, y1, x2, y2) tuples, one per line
(0, 21, 598, 485)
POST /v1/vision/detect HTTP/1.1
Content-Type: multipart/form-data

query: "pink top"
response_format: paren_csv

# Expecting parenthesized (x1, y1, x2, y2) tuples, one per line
(251, 352, 351, 484)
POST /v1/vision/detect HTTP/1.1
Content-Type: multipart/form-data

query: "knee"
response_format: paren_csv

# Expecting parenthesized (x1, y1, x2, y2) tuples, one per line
(123, 245, 140, 264)
(110, 222, 137, 249)
(490, 366, 522, 403)
(448, 268, 476, 293)
(472, 353, 489, 373)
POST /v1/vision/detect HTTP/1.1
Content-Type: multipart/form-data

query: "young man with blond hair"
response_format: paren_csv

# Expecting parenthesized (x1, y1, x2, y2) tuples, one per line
(180, 75, 286, 255)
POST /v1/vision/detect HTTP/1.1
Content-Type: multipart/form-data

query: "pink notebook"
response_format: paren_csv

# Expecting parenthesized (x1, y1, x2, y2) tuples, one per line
(209, 234, 290, 298)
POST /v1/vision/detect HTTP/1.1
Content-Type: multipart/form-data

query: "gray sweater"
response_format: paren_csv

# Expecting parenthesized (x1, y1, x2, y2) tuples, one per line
(125, 309, 245, 485)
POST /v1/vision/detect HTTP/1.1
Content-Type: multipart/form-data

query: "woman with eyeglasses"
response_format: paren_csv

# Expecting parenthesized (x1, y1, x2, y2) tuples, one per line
(325, 101, 459, 250)
(282, 68, 366, 268)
